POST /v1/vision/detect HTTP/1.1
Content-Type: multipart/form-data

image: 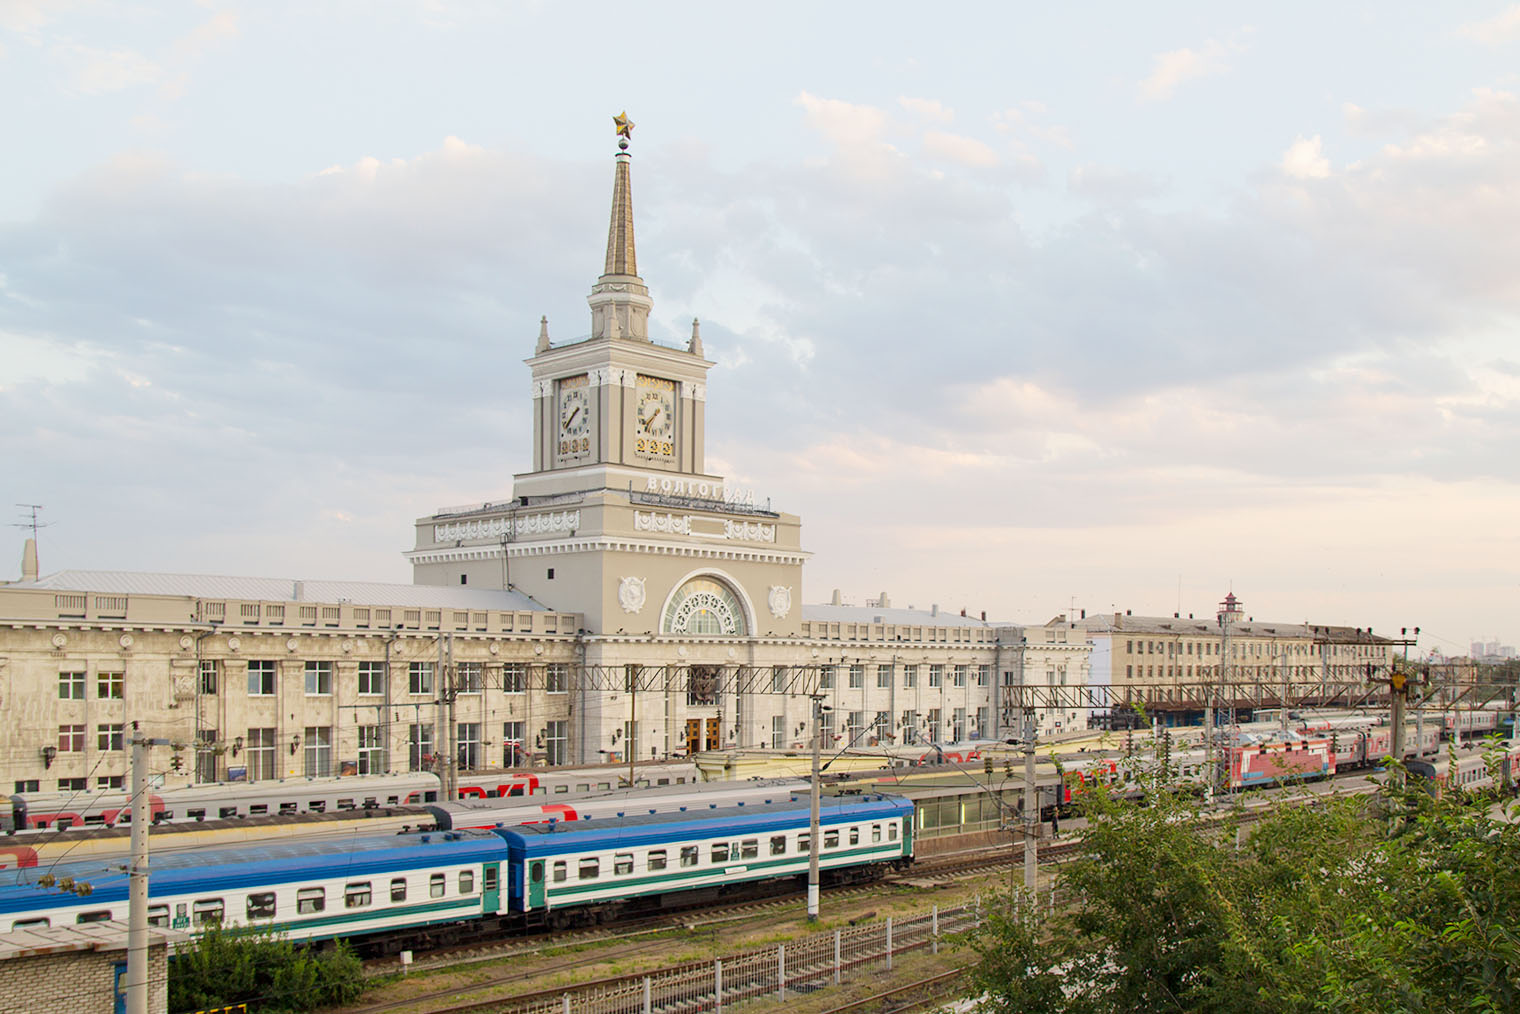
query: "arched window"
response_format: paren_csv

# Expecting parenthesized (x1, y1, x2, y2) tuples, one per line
(662, 577, 747, 636)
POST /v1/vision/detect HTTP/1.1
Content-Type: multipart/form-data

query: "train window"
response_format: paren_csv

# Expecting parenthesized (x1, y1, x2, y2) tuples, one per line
(84, 815, 107, 826)
(219, 807, 238, 818)
(710, 843, 729, 864)
(247, 893, 277, 919)
(739, 839, 758, 860)
(297, 888, 326, 914)
(76, 910, 112, 924)
(279, 803, 298, 814)
(888, 823, 899, 841)
(13, 918, 49, 930)
(430, 874, 446, 898)
(337, 798, 356, 810)
(530, 863, 544, 884)
(364, 796, 379, 807)
(193, 899, 224, 926)
(391, 879, 407, 902)
(770, 836, 787, 856)
(552, 862, 567, 882)
(249, 804, 268, 815)
(578, 858, 599, 880)
(798, 834, 810, 853)
(680, 846, 699, 868)
(187, 809, 206, 820)
(872, 825, 882, 843)
(647, 850, 668, 871)
(824, 830, 839, 849)
(384, 795, 399, 805)
(848, 828, 859, 846)
(308, 801, 325, 813)
(148, 906, 170, 928)
(614, 853, 634, 875)
(346, 882, 373, 908)
(656, 778, 670, 786)
(553, 785, 568, 794)
(458, 871, 474, 894)
(596, 782, 612, 791)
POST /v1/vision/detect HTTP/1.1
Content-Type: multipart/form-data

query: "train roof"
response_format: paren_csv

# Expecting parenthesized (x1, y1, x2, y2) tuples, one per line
(495, 795, 912, 855)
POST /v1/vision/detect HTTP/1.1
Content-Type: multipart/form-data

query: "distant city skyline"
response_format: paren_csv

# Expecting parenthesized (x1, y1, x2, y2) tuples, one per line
(3, 3, 1518, 655)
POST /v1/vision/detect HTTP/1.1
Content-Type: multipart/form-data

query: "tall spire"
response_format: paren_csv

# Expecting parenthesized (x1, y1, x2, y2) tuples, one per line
(588, 111, 652, 341)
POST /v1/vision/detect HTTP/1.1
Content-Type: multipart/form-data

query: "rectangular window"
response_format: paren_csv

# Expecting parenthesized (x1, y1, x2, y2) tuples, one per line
(873, 711, 890, 737)
(819, 665, 835, 690)
(900, 711, 917, 742)
(430, 874, 446, 897)
(390, 878, 407, 902)
(824, 830, 839, 849)
(545, 663, 569, 694)
(247, 893, 276, 919)
(820, 709, 835, 744)
(771, 665, 788, 692)
(344, 881, 372, 908)
(552, 861, 567, 883)
(246, 728, 276, 781)
(96, 672, 124, 700)
(502, 721, 526, 768)
(457, 722, 481, 771)
(928, 708, 941, 739)
(903, 665, 917, 689)
(647, 849, 667, 871)
(457, 662, 483, 693)
(58, 777, 86, 792)
(303, 726, 333, 777)
(58, 724, 85, 752)
(739, 839, 759, 860)
(195, 729, 218, 783)
(876, 664, 892, 688)
(501, 663, 526, 694)
(976, 706, 989, 740)
(357, 661, 385, 696)
(953, 665, 968, 688)
(357, 725, 384, 775)
(76, 910, 113, 924)
(846, 711, 864, 745)
(711, 843, 729, 864)
(58, 671, 85, 700)
(977, 665, 991, 687)
(578, 858, 600, 880)
(872, 824, 883, 843)
(771, 714, 786, 749)
(889, 823, 899, 841)
(147, 905, 169, 928)
(952, 708, 966, 742)
(680, 846, 699, 868)
(192, 899, 224, 926)
(408, 662, 434, 695)
(849, 827, 860, 846)
(848, 664, 864, 689)
(928, 665, 943, 688)
(770, 835, 787, 856)
(304, 661, 332, 695)
(614, 853, 634, 875)
(97, 724, 124, 751)
(544, 720, 569, 766)
(97, 775, 124, 790)
(297, 888, 325, 914)
(408, 724, 434, 772)
(198, 660, 218, 695)
(247, 660, 276, 696)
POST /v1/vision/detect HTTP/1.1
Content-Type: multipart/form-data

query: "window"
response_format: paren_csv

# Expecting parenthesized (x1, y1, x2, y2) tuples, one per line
(976, 707, 989, 740)
(303, 726, 332, 777)
(147, 905, 169, 928)
(824, 830, 839, 849)
(928, 708, 941, 739)
(12, 918, 49, 930)
(346, 882, 372, 908)
(819, 709, 836, 744)
(96, 672, 124, 700)
(193, 899, 225, 926)
(14, 779, 39, 793)
(409, 662, 434, 695)
(952, 708, 966, 742)
(578, 858, 600, 880)
(680, 846, 699, 867)
(545, 663, 569, 694)
(58, 725, 85, 752)
(58, 777, 86, 792)
(390, 878, 407, 902)
(502, 721, 526, 768)
(430, 874, 446, 897)
(544, 721, 569, 766)
(872, 824, 882, 843)
(246, 728, 276, 781)
(977, 665, 991, 687)
(458, 870, 474, 894)
(798, 833, 810, 853)
(357, 661, 385, 696)
(772, 665, 789, 692)
(247, 660, 276, 696)
(739, 839, 759, 860)
(873, 711, 890, 738)
(876, 664, 892, 688)
(457, 662, 483, 693)
(199, 660, 218, 695)
(247, 893, 277, 919)
(457, 723, 481, 771)
(711, 843, 729, 864)
(848, 664, 864, 689)
(903, 665, 917, 689)
(58, 671, 85, 700)
(97, 724, 124, 751)
(900, 711, 917, 742)
(846, 711, 864, 745)
(552, 861, 567, 883)
(889, 823, 899, 841)
(771, 715, 786, 749)
(819, 665, 835, 690)
(76, 910, 113, 924)
(614, 853, 634, 875)
(849, 827, 860, 846)
(770, 836, 787, 856)
(928, 665, 943, 688)
(97, 775, 124, 790)
(647, 850, 667, 871)
(501, 663, 526, 694)
(195, 730, 218, 783)
(304, 661, 333, 695)
(357, 725, 384, 775)
(409, 724, 433, 772)
(297, 888, 326, 914)
(953, 665, 968, 688)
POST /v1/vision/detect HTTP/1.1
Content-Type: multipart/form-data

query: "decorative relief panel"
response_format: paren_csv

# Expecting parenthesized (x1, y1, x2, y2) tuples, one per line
(767, 585, 793, 619)
(687, 383, 706, 402)
(617, 576, 647, 614)
(532, 379, 553, 398)
(724, 520, 776, 543)
(435, 510, 581, 542)
(634, 511, 691, 535)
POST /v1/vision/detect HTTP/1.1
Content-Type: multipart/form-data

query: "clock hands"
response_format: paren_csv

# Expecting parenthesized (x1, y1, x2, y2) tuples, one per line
(563, 405, 582, 431)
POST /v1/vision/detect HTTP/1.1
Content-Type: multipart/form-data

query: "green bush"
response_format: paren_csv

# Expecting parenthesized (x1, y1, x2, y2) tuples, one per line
(169, 925, 365, 1014)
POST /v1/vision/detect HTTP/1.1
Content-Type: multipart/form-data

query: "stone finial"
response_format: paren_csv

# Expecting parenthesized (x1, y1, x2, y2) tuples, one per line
(21, 538, 38, 582)
(536, 316, 550, 353)
(831, 588, 843, 606)
(689, 317, 704, 357)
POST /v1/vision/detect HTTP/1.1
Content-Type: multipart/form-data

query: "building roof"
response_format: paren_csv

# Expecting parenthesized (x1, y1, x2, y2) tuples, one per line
(13, 570, 546, 611)
(0, 919, 186, 960)
(802, 603, 999, 628)
(1079, 613, 1396, 644)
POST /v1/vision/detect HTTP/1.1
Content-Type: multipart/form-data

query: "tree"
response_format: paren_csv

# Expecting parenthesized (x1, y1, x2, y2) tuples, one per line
(169, 925, 365, 1014)
(965, 750, 1520, 1013)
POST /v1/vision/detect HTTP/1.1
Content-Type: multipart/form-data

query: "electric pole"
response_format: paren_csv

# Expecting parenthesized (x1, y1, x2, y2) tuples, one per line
(127, 726, 168, 1014)
(1023, 707, 1038, 892)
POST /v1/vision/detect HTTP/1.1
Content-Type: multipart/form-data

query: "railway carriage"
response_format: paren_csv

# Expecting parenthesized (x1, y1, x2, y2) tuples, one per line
(431, 778, 809, 831)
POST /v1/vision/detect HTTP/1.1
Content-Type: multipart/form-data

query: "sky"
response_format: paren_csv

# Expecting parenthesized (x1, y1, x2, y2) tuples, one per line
(2, 2, 1519, 658)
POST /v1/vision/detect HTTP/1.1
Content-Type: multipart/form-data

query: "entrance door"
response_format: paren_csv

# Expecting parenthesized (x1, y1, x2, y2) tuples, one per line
(482, 862, 500, 914)
(527, 860, 546, 910)
(685, 719, 702, 756)
(705, 717, 721, 750)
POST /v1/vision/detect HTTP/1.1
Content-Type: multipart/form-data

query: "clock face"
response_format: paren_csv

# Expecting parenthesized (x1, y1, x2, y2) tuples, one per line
(635, 375, 675, 459)
(557, 375, 591, 461)
(661, 577, 747, 636)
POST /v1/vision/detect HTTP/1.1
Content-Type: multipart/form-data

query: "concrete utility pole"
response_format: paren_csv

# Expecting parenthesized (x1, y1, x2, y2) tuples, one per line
(127, 727, 167, 1014)
(807, 695, 829, 921)
(1022, 708, 1038, 892)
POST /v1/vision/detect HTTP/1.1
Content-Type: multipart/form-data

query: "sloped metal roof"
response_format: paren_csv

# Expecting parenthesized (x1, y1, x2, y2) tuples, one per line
(801, 603, 1001, 627)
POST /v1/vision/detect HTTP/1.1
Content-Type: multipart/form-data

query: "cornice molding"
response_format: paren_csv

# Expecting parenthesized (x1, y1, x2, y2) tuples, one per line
(406, 537, 810, 567)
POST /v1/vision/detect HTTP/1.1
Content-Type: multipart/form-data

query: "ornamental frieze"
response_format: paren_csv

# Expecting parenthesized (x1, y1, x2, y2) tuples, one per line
(724, 520, 776, 543)
(434, 510, 581, 542)
(634, 511, 691, 535)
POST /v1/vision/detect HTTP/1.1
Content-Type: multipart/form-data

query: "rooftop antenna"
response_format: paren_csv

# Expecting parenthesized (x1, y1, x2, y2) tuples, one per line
(11, 504, 50, 541)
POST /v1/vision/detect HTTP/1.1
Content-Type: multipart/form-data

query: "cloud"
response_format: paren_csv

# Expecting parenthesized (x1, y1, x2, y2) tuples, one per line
(1457, 4, 1520, 44)
(50, 43, 160, 94)
(1281, 134, 1330, 178)
(1139, 39, 1230, 102)
(898, 96, 953, 123)
(921, 130, 998, 168)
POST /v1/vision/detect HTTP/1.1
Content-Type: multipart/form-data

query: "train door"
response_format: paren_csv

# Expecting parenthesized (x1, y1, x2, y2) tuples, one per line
(527, 860, 546, 910)
(705, 717, 721, 750)
(482, 863, 500, 914)
(685, 720, 702, 755)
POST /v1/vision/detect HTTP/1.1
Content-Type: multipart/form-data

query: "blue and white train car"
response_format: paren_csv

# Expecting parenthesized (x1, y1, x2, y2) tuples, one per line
(0, 830, 506, 943)
(501, 794, 913, 924)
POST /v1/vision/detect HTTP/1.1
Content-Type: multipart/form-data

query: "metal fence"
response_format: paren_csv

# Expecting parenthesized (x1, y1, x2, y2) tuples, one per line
(505, 902, 982, 1014)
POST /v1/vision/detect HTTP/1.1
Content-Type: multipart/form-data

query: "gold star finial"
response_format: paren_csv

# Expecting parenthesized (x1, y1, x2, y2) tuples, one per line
(613, 111, 634, 140)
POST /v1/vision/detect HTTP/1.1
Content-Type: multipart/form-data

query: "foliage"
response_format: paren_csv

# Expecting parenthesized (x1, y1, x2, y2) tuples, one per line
(169, 924, 365, 1014)
(965, 755, 1520, 1013)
